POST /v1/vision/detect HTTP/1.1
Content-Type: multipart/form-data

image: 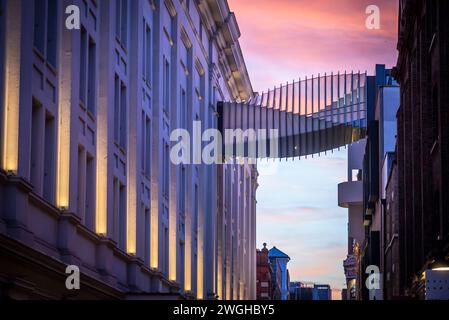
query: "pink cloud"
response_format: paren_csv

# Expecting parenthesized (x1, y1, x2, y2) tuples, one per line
(229, 0, 399, 92)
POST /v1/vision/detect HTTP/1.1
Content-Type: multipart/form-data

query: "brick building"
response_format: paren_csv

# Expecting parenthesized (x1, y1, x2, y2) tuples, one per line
(256, 243, 272, 300)
(394, 0, 449, 298)
(384, 155, 400, 299)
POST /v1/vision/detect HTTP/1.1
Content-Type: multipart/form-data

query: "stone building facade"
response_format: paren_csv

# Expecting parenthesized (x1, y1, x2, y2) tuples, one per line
(0, 0, 257, 300)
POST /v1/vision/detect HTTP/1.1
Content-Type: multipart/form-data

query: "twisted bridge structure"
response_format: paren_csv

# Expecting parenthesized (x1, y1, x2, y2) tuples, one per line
(218, 72, 368, 159)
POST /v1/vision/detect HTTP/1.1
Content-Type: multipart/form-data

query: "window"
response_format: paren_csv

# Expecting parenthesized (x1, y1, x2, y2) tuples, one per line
(79, 27, 87, 104)
(144, 206, 150, 265)
(179, 166, 186, 215)
(85, 153, 94, 229)
(143, 22, 151, 84)
(163, 57, 170, 114)
(145, 116, 151, 177)
(87, 37, 96, 113)
(163, 141, 170, 198)
(179, 241, 185, 285)
(119, 182, 127, 250)
(181, 88, 187, 129)
(114, 75, 127, 150)
(352, 169, 362, 182)
(194, 184, 198, 235)
(77, 146, 86, 218)
(30, 100, 56, 203)
(76, 147, 94, 229)
(141, 112, 151, 177)
(33, 0, 57, 67)
(116, 0, 128, 47)
(43, 112, 55, 202)
(30, 102, 42, 193)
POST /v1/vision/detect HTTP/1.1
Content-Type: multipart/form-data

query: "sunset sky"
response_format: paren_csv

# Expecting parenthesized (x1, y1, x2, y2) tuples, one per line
(228, 0, 399, 292)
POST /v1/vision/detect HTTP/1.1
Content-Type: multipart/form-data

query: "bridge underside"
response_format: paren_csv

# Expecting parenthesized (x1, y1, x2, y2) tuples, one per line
(218, 72, 368, 159)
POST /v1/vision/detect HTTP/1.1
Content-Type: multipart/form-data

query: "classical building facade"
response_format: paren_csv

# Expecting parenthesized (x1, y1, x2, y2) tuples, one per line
(394, 0, 449, 298)
(0, 0, 257, 300)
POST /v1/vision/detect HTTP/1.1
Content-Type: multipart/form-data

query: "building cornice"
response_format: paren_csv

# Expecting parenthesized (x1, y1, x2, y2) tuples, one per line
(201, 0, 253, 101)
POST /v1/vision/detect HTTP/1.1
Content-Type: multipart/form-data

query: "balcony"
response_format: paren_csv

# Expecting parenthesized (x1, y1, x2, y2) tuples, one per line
(338, 180, 363, 208)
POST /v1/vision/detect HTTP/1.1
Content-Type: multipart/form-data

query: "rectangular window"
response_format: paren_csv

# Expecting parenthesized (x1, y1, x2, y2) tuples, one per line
(114, 75, 127, 150)
(143, 22, 151, 84)
(144, 207, 151, 265)
(179, 241, 185, 286)
(85, 153, 94, 229)
(179, 166, 186, 215)
(163, 141, 169, 198)
(87, 36, 96, 113)
(114, 76, 120, 143)
(33, 0, 46, 54)
(119, 182, 127, 250)
(77, 146, 86, 218)
(43, 112, 55, 203)
(30, 101, 43, 192)
(163, 57, 170, 114)
(30, 100, 56, 204)
(145, 116, 151, 177)
(141, 111, 145, 172)
(33, 0, 57, 66)
(194, 184, 198, 235)
(116, 0, 128, 47)
(79, 27, 87, 104)
(181, 88, 187, 129)
(113, 178, 119, 240)
(120, 82, 127, 149)
(46, 0, 57, 66)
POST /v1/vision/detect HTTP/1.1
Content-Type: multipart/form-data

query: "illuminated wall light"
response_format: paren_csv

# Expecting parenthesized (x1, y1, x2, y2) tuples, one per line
(150, 202, 158, 269)
(184, 206, 192, 291)
(56, 28, 72, 210)
(169, 185, 177, 281)
(1, 1, 21, 174)
(95, 170, 107, 235)
(197, 206, 204, 299)
(56, 110, 70, 209)
(127, 179, 137, 255)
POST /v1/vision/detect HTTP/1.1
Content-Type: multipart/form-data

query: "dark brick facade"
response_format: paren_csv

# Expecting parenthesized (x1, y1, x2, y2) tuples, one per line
(384, 156, 400, 299)
(394, 0, 449, 298)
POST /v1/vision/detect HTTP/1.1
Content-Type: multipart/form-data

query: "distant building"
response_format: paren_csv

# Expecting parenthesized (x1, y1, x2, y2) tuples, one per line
(339, 138, 366, 300)
(289, 281, 331, 300)
(341, 288, 348, 300)
(339, 65, 399, 300)
(268, 246, 290, 300)
(256, 243, 272, 300)
(313, 284, 331, 301)
(289, 281, 313, 300)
